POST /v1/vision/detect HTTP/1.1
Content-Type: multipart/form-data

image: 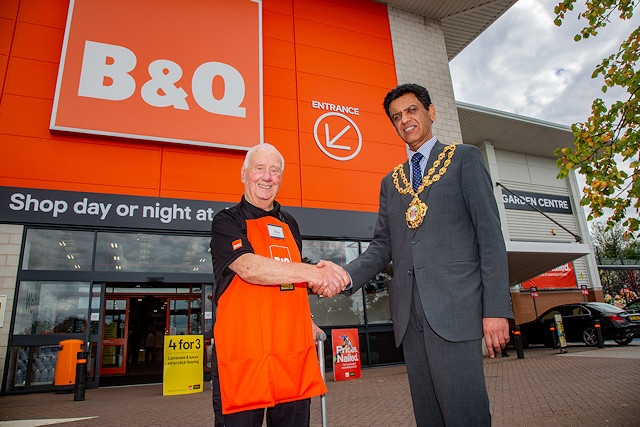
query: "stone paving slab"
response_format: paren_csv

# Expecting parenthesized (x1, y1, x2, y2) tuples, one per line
(0, 343, 639, 426)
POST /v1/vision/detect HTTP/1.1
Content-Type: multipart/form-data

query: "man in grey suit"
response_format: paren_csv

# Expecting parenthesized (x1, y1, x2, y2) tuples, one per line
(327, 83, 514, 426)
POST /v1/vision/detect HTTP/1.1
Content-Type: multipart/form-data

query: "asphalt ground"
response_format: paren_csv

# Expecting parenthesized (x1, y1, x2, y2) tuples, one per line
(1, 343, 639, 426)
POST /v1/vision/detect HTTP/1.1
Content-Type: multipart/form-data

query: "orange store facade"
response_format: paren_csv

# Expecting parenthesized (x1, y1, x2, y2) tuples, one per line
(0, 0, 408, 393)
(0, 0, 600, 395)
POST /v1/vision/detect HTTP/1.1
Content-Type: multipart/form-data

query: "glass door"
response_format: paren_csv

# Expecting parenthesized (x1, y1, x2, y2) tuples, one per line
(166, 297, 202, 335)
(100, 298, 128, 375)
(167, 298, 189, 335)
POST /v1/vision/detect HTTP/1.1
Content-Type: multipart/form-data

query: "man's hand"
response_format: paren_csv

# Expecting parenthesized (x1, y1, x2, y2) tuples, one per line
(308, 260, 350, 298)
(483, 317, 510, 358)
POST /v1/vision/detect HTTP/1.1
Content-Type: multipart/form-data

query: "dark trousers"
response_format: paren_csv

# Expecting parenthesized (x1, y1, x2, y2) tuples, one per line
(220, 400, 310, 427)
(402, 281, 490, 426)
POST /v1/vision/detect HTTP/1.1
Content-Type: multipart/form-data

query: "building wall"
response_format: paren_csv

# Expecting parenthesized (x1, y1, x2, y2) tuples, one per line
(0, 224, 22, 387)
(0, 0, 406, 392)
(493, 148, 601, 320)
(0, 0, 404, 212)
(498, 150, 579, 242)
(0, 0, 606, 391)
(388, 8, 463, 144)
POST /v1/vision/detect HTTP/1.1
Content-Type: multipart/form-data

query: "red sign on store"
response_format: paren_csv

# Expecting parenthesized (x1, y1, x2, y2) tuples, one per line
(523, 262, 577, 289)
(332, 328, 361, 381)
(51, 0, 263, 150)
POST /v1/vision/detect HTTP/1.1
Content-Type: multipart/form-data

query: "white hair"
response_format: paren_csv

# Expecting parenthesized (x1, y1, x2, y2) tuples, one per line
(243, 143, 285, 172)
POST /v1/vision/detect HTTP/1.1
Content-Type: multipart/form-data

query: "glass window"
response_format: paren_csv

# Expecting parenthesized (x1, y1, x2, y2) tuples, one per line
(361, 242, 393, 324)
(302, 240, 359, 266)
(14, 281, 91, 335)
(169, 299, 189, 335)
(190, 298, 202, 335)
(204, 284, 214, 335)
(303, 240, 364, 326)
(95, 232, 212, 273)
(363, 280, 392, 324)
(541, 309, 560, 321)
(309, 290, 364, 326)
(23, 229, 94, 270)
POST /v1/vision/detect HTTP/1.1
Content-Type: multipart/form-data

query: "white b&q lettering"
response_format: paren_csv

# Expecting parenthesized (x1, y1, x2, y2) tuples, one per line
(78, 41, 246, 117)
(78, 41, 136, 101)
(141, 59, 189, 110)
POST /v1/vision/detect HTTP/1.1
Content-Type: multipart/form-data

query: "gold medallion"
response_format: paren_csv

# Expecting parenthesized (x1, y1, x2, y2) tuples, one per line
(406, 197, 428, 229)
(392, 143, 456, 229)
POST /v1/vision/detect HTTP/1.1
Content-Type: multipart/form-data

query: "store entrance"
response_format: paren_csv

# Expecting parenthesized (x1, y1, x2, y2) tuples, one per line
(99, 286, 204, 386)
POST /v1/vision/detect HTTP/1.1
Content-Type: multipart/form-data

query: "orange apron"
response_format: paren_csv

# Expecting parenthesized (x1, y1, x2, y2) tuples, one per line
(214, 216, 327, 414)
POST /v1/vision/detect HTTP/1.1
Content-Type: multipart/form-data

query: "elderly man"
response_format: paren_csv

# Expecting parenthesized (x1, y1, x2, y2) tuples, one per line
(210, 143, 348, 427)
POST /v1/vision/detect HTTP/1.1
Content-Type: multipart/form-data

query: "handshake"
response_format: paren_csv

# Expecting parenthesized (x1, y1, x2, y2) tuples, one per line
(308, 260, 351, 298)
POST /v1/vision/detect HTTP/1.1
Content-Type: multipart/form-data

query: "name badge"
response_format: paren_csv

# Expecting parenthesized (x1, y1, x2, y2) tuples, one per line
(267, 224, 285, 239)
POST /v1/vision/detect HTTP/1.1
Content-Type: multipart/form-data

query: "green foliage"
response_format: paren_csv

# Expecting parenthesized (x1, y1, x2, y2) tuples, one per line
(591, 221, 640, 258)
(553, 0, 639, 237)
(592, 221, 640, 297)
(622, 238, 640, 258)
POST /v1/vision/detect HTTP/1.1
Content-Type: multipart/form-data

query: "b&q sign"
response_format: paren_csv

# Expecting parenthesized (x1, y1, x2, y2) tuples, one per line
(51, 0, 263, 150)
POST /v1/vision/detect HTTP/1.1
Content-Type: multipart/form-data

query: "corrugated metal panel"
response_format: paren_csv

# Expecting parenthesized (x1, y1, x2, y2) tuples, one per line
(502, 181, 569, 194)
(499, 180, 581, 244)
(573, 257, 590, 289)
(505, 210, 579, 242)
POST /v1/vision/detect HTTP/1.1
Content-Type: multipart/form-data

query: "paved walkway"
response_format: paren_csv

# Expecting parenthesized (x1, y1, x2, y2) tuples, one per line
(1, 343, 639, 426)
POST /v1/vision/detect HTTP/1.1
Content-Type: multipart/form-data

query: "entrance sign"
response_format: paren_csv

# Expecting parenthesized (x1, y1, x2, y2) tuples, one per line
(331, 328, 361, 381)
(51, 0, 262, 150)
(313, 113, 362, 162)
(163, 335, 204, 396)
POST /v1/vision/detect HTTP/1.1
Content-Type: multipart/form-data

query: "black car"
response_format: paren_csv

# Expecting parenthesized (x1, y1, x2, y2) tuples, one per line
(517, 302, 640, 347)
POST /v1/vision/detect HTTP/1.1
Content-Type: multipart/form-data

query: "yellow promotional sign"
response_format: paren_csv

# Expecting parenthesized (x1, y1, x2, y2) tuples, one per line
(163, 335, 204, 396)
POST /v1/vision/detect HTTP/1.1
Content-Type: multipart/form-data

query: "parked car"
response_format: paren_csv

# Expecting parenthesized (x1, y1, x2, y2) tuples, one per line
(517, 302, 640, 347)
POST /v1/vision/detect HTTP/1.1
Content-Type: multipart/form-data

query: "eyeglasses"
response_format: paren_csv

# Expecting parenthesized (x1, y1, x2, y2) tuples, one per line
(248, 165, 283, 177)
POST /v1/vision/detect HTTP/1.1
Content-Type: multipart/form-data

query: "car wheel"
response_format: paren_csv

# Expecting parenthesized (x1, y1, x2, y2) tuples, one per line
(614, 337, 633, 346)
(582, 327, 598, 346)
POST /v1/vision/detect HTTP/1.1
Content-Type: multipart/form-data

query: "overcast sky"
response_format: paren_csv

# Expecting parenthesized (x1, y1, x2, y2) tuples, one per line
(450, 0, 639, 127)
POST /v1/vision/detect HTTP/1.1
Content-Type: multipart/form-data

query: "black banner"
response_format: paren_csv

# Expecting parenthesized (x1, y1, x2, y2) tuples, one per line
(0, 187, 229, 232)
(0, 186, 378, 238)
(501, 189, 573, 214)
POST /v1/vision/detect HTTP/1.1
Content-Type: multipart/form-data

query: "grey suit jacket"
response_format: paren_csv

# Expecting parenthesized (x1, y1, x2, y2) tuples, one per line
(345, 141, 513, 347)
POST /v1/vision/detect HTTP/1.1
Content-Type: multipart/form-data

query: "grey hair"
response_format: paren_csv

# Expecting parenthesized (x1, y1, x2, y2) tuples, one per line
(243, 143, 285, 172)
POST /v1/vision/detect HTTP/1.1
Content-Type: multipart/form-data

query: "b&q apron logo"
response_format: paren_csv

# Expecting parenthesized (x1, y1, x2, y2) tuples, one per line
(50, 0, 263, 150)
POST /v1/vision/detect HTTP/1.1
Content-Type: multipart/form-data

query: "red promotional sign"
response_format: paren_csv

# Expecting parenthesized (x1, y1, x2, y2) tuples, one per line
(331, 328, 361, 381)
(523, 262, 577, 289)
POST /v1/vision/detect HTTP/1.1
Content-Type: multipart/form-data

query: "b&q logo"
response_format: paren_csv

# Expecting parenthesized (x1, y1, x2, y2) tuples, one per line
(50, 0, 263, 150)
